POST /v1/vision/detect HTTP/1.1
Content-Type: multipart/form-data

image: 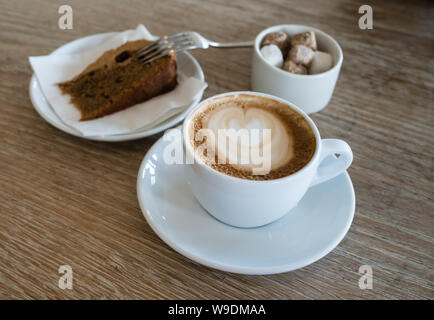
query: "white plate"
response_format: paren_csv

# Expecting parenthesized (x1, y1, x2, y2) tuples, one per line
(137, 134, 355, 275)
(29, 33, 205, 142)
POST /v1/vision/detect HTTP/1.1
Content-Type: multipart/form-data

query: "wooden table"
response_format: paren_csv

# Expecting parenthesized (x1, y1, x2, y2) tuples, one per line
(0, 0, 433, 299)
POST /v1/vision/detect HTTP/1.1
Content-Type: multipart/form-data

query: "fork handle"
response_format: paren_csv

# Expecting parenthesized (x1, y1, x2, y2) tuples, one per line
(207, 40, 254, 48)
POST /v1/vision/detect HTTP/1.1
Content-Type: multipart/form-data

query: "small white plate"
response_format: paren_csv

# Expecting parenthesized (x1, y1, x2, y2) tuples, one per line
(137, 134, 355, 275)
(29, 33, 205, 142)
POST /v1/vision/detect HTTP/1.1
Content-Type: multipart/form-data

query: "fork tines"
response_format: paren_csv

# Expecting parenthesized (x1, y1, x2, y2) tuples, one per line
(137, 32, 195, 64)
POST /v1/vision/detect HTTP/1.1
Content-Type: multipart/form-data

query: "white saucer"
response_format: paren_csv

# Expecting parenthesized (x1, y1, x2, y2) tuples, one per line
(137, 134, 355, 275)
(29, 33, 205, 142)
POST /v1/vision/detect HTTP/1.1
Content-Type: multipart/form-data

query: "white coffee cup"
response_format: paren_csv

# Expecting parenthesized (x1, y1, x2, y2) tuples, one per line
(251, 25, 343, 114)
(183, 91, 352, 228)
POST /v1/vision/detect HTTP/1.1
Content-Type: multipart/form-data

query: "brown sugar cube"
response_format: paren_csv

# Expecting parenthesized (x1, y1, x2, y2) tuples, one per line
(291, 31, 317, 50)
(288, 44, 315, 66)
(282, 60, 307, 75)
(261, 31, 290, 56)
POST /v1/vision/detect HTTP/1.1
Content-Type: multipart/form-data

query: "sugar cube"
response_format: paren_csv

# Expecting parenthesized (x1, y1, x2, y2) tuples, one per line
(288, 44, 315, 66)
(291, 31, 317, 51)
(309, 51, 333, 74)
(260, 44, 284, 68)
(282, 60, 307, 75)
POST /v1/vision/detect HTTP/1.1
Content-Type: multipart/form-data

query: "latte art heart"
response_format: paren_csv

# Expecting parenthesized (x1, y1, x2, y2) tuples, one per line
(189, 94, 316, 180)
(203, 104, 294, 172)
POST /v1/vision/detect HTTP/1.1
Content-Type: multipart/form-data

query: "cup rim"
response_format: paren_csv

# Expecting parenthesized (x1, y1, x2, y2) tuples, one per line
(182, 91, 322, 184)
(255, 24, 343, 79)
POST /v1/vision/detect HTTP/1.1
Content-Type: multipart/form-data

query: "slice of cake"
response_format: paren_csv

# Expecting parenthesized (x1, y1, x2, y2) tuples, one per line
(58, 39, 177, 121)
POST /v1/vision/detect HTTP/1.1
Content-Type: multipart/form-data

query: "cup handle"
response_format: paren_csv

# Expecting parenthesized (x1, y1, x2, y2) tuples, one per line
(310, 139, 353, 187)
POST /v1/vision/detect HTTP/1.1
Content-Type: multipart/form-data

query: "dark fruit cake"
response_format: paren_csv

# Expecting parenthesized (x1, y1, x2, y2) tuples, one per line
(58, 39, 177, 121)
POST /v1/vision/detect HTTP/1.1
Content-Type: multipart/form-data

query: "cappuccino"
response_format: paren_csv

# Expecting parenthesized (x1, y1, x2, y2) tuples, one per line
(188, 94, 316, 180)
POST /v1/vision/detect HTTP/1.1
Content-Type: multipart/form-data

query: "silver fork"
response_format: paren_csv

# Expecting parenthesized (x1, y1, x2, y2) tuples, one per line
(136, 31, 254, 64)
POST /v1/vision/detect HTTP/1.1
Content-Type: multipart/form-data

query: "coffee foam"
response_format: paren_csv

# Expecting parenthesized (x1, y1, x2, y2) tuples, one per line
(189, 94, 316, 180)
(202, 101, 293, 173)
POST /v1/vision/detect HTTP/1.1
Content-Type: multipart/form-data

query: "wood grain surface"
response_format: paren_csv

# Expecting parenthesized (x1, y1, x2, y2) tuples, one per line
(0, 0, 433, 299)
